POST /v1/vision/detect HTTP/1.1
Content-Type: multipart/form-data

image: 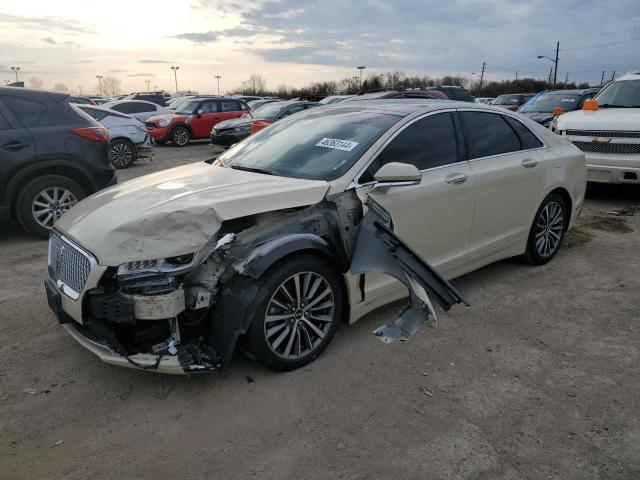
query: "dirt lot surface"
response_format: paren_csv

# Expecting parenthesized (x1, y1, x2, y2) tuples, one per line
(1, 143, 639, 479)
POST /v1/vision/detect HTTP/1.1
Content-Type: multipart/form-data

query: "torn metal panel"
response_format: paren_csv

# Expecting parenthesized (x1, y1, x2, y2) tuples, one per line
(350, 197, 468, 343)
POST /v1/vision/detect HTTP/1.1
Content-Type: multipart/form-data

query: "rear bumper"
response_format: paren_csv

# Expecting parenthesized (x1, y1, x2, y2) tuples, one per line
(585, 153, 640, 184)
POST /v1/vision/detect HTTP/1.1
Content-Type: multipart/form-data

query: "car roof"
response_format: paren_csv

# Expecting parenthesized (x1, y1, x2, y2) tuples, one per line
(107, 99, 158, 106)
(543, 88, 600, 95)
(617, 72, 640, 81)
(0, 86, 70, 103)
(321, 99, 507, 117)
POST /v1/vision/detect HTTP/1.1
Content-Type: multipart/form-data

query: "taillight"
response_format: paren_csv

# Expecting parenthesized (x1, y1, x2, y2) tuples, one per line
(72, 127, 109, 142)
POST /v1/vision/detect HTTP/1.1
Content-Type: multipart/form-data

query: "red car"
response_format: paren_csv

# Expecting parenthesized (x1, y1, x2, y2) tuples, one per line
(145, 97, 250, 146)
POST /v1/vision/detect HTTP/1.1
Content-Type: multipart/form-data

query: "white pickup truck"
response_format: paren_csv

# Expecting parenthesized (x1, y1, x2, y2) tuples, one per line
(553, 72, 640, 184)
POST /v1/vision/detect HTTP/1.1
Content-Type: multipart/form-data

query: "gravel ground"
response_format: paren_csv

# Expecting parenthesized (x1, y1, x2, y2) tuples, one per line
(1, 143, 639, 479)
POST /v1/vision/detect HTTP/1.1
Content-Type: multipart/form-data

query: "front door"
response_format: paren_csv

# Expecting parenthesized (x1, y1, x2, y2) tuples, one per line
(356, 111, 476, 299)
(190, 99, 220, 138)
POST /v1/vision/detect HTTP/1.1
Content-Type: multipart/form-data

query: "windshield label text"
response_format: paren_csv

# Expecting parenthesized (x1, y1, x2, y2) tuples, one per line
(315, 137, 359, 152)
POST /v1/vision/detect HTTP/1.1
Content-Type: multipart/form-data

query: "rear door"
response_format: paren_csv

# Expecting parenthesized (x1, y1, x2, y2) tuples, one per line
(218, 100, 245, 122)
(459, 110, 547, 261)
(0, 98, 38, 211)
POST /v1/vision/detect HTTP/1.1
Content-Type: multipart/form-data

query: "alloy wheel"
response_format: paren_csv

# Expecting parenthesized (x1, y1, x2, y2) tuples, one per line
(31, 187, 78, 230)
(535, 201, 564, 258)
(173, 128, 189, 146)
(109, 142, 134, 168)
(264, 272, 335, 360)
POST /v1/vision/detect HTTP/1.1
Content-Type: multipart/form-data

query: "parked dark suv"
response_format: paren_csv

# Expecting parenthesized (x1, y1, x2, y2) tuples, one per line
(123, 92, 168, 107)
(0, 87, 116, 237)
(425, 85, 474, 102)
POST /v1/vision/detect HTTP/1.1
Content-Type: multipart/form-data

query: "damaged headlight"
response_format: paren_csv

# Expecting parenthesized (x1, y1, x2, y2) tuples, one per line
(116, 233, 235, 277)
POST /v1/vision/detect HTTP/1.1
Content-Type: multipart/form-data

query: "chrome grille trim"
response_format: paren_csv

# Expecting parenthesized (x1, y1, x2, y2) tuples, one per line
(566, 130, 640, 138)
(573, 141, 640, 155)
(48, 231, 97, 300)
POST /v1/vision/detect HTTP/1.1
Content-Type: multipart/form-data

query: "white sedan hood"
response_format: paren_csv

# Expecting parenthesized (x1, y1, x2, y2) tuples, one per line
(556, 108, 640, 131)
(56, 162, 330, 265)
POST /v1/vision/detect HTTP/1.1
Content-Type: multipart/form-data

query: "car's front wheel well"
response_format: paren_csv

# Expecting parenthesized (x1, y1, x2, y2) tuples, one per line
(548, 187, 572, 230)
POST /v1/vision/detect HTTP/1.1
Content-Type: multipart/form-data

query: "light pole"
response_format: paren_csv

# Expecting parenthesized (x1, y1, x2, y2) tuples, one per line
(242, 81, 247, 94)
(11, 66, 20, 82)
(78, 85, 83, 95)
(356, 65, 366, 90)
(145, 80, 151, 92)
(171, 66, 180, 93)
(214, 75, 222, 95)
(96, 75, 103, 96)
(537, 41, 560, 87)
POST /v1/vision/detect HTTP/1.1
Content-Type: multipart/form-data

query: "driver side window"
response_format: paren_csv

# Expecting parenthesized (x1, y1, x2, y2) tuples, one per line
(200, 101, 218, 113)
(360, 112, 459, 184)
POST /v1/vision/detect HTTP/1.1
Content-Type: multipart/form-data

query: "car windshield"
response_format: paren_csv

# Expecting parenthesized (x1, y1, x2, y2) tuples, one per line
(251, 102, 290, 120)
(174, 100, 200, 114)
(595, 80, 640, 107)
(520, 93, 582, 113)
(493, 95, 522, 105)
(215, 109, 400, 181)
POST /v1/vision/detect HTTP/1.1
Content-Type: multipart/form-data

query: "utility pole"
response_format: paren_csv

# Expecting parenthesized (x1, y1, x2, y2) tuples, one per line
(564, 72, 569, 86)
(78, 85, 83, 95)
(600, 70, 606, 86)
(611, 71, 616, 82)
(171, 66, 180, 93)
(145, 80, 150, 92)
(515, 71, 519, 82)
(356, 66, 366, 90)
(214, 75, 221, 95)
(96, 75, 103, 96)
(11, 66, 20, 82)
(553, 41, 559, 87)
(548, 67, 553, 87)
(478, 62, 485, 90)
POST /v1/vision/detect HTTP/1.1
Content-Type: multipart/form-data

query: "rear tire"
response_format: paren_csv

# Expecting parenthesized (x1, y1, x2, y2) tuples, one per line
(245, 254, 344, 371)
(109, 138, 136, 168)
(16, 175, 86, 238)
(523, 192, 567, 265)
(170, 126, 190, 147)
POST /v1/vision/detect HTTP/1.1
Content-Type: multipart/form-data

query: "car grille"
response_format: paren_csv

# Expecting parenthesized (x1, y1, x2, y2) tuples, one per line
(573, 141, 640, 155)
(48, 231, 94, 297)
(566, 130, 640, 138)
(145, 122, 156, 128)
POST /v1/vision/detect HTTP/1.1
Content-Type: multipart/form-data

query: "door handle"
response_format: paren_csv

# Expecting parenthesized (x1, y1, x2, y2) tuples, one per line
(3, 141, 30, 151)
(445, 173, 468, 185)
(522, 158, 538, 168)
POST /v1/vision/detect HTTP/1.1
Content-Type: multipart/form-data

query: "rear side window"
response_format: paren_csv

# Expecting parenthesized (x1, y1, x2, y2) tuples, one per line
(504, 116, 543, 150)
(81, 107, 106, 121)
(360, 112, 459, 183)
(134, 102, 155, 113)
(219, 100, 239, 112)
(3, 96, 47, 127)
(112, 103, 134, 114)
(460, 111, 521, 159)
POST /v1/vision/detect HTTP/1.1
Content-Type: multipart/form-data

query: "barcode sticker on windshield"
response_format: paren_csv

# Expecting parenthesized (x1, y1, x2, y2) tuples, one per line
(315, 138, 359, 152)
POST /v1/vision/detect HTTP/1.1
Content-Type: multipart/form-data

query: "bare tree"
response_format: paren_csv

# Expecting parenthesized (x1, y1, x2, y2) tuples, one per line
(246, 74, 267, 95)
(101, 76, 122, 98)
(28, 77, 44, 89)
(276, 84, 290, 98)
(53, 83, 68, 92)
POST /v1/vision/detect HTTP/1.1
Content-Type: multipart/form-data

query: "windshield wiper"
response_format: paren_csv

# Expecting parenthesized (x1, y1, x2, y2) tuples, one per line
(599, 104, 633, 108)
(230, 165, 281, 176)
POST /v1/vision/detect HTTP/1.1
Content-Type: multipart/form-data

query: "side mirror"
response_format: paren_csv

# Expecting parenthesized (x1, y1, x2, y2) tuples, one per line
(196, 109, 203, 117)
(374, 162, 422, 183)
(582, 100, 598, 111)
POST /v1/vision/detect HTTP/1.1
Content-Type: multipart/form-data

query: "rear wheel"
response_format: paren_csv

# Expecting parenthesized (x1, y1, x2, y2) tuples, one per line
(16, 175, 86, 238)
(523, 193, 567, 265)
(245, 254, 344, 371)
(171, 126, 190, 147)
(109, 139, 136, 168)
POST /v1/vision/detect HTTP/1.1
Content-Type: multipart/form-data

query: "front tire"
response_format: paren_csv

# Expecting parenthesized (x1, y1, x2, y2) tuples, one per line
(16, 175, 86, 238)
(523, 193, 567, 265)
(109, 139, 136, 168)
(170, 126, 190, 147)
(246, 254, 344, 371)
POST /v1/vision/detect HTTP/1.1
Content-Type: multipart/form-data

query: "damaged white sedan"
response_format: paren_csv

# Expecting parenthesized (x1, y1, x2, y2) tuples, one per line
(44, 101, 586, 374)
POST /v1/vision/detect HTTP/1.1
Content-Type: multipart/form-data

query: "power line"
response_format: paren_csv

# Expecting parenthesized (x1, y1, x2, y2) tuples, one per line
(563, 37, 640, 51)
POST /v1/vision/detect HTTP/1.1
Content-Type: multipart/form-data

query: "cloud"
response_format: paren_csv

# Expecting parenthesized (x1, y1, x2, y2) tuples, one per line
(171, 30, 218, 44)
(70, 60, 93, 64)
(126, 73, 156, 77)
(139, 59, 173, 64)
(0, 13, 94, 35)
(41, 37, 56, 44)
(108, 69, 133, 73)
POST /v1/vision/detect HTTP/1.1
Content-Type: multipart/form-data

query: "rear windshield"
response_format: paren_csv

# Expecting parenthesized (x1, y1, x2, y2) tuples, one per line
(215, 109, 399, 181)
(493, 95, 523, 105)
(520, 93, 581, 113)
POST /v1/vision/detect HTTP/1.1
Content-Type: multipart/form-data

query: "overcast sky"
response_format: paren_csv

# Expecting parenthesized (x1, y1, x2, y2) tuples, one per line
(0, 0, 638, 95)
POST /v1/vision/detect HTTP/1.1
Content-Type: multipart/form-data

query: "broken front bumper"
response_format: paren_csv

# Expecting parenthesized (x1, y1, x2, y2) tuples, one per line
(135, 134, 154, 160)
